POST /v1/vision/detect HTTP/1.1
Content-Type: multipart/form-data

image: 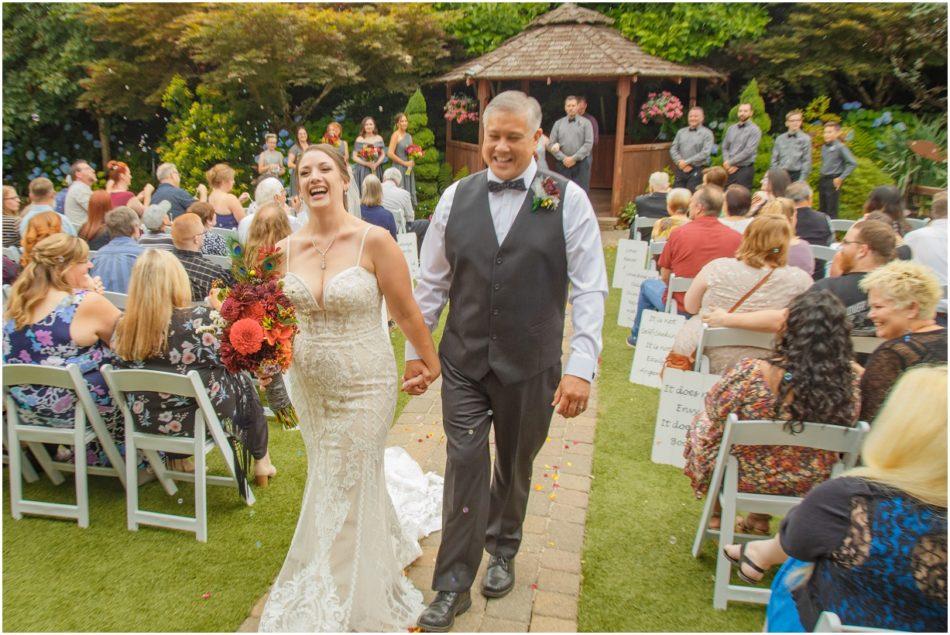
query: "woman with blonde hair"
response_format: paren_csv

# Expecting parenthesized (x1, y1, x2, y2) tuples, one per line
(723, 365, 947, 632)
(112, 249, 274, 486)
(671, 214, 813, 373)
(650, 187, 691, 241)
(759, 197, 815, 276)
(857, 260, 946, 420)
(206, 163, 248, 229)
(3, 233, 126, 466)
(358, 175, 398, 239)
(20, 211, 66, 266)
(243, 203, 292, 268)
(78, 190, 113, 250)
(3, 184, 22, 248)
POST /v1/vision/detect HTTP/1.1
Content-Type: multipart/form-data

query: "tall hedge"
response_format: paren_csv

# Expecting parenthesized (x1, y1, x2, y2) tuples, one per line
(404, 89, 440, 217)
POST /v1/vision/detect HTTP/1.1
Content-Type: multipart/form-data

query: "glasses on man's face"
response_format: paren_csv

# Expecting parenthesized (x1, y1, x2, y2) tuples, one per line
(840, 239, 865, 247)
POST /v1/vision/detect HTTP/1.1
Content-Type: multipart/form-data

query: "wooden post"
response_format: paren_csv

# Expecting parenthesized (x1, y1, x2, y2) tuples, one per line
(689, 78, 698, 108)
(610, 77, 631, 216)
(477, 79, 491, 150)
(520, 79, 530, 95)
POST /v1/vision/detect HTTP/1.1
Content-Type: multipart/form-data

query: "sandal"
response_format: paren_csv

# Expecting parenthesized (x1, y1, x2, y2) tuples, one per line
(723, 543, 766, 584)
(735, 515, 771, 536)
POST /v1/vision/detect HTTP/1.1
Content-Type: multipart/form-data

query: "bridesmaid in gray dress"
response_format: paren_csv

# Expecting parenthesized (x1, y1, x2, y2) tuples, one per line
(387, 112, 417, 207)
(286, 127, 311, 199)
(352, 116, 388, 197)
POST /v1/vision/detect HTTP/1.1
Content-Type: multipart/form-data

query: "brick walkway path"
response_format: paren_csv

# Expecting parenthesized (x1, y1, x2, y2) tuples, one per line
(240, 323, 599, 632)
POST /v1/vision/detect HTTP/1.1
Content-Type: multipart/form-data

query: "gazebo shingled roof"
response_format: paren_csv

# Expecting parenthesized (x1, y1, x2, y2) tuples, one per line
(436, 3, 724, 83)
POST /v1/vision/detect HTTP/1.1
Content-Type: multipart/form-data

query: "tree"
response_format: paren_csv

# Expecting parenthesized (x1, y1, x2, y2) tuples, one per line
(437, 3, 551, 57)
(739, 3, 948, 111)
(403, 89, 440, 216)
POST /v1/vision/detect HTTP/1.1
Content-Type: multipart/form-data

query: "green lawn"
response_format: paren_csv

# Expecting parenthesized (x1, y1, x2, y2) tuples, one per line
(578, 246, 767, 631)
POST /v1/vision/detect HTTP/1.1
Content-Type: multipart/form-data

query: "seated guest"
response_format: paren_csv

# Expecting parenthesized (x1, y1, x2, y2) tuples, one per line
(358, 175, 398, 240)
(20, 211, 66, 265)
(863, 185, 909, 236)
(170, 213, 233, 301)
(205, 163, 247, 230)
(243, 203, 292, 268)
(650, 187, 691, 241)
(90, 206, 144, 294)
(720, 184, 754, 234)
(2, 234, 127, 467)
(786, 181, 832, 247)
(187, 201, 229, 256)
(137, 200, 175, 251)
(105, 160, 153, 215)
(19, 177, 77, 237)
(858, 260, 946, 421)
(3, 254, 20, 285)
(78, 190, 113, 250)
(702, 165, 728, 189)
(632, 171, 670, 240)
(381, 167, 413, 234)
(722, 365, 947, 633)
(672, 215, 812, 373)
(863, 210, 912, 260)
(3, 185, 21, 248)
(758, 197, 815, 276)
(238, 177, 302, 245)
(904, 192, 947, 326)
(749, 167, 791, 216)
(684, 290, 861, 534)
(150, 162, 208, 220)
(111, 250, 275, 486)
(627, 185, 741, 347)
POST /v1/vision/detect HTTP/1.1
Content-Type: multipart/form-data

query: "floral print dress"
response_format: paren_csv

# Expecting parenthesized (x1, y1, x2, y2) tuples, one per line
(2, 291, 125, 467)
(683, 358, 862, 498)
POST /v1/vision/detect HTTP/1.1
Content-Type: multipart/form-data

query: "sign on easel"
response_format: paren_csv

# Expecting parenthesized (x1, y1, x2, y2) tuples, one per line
(611, 239, 650, 289)
(629, 310, 687, 388)
(652, 368, 722, 468)
(397, 232, 420, 280)
(617, 269, 659, 327)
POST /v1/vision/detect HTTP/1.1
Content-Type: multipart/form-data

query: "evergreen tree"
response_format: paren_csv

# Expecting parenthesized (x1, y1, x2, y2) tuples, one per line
(403, 89, 441, 216)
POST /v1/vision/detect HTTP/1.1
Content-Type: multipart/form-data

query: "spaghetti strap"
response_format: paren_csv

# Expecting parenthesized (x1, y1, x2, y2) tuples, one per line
(356, 226, 372, 266)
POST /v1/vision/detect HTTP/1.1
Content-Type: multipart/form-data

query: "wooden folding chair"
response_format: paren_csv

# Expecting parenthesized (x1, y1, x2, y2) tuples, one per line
(101, 365, 255, 542)
(693, 325, 775, 373)
(664, 274, 693, 313)
(4, 363, 127, 527)
(692, 414, 869, 609)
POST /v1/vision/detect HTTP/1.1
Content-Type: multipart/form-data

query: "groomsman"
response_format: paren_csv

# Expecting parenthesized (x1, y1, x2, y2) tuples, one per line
(670, 107, 714, 191)
(548, 95, 594, 193)
(576, 96, 599, 172)
(771, 110, 812, 182)
(721, 102, 761, 190)
(818, 121, 858, 219)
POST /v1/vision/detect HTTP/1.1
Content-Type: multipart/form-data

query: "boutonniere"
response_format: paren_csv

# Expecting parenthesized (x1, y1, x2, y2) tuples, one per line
(531, 176, 561, 212)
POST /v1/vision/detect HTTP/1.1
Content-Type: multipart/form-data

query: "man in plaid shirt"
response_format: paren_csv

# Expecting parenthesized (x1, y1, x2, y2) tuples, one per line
(170, 213, 233, 301)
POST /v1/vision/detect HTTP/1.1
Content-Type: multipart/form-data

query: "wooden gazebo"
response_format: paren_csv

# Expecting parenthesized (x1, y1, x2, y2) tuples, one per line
(435, 3, 725, 216)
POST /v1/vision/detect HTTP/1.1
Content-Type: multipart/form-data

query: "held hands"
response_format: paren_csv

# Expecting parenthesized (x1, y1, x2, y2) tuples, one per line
(402, 359, 440, 396)
(563, 156, 576, 168)
(833, 177, 843, 190)
(80, 274, 105, 294)
(549, 142, 561, 154)
(552, 375, 590, 419)
(726, 165, 738, 174)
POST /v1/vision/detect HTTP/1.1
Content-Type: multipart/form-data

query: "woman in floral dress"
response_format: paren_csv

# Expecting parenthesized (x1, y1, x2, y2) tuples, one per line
(3, 234, 127, 467)
(111, 249, 274, 489)
(684, 289, 862, 533)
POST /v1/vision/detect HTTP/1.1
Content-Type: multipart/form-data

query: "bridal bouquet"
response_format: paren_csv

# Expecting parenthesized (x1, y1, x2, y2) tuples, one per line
(215, 239, 300, 429)
(405, 144, 424, 175)
(357, 145, 381, 162)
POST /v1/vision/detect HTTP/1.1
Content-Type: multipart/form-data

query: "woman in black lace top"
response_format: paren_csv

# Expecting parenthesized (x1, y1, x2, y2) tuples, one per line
(858, 260, 946, 421)
(723, 365, 947, 632)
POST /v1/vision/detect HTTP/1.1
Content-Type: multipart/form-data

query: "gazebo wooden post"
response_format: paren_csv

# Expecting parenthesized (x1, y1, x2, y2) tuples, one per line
(477, 79, 491, 147)
(610, 76, 631, 215)
(689, 78, 698, 107)
(520, 79, 530, 94)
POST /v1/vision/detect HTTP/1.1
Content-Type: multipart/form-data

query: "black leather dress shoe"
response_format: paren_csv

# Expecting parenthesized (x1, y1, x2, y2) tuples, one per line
(417, 590, 472, 632)
(481, 555, 515, 598)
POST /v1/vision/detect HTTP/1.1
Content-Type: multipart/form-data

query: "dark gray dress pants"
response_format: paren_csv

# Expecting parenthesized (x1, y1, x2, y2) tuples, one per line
(432, 355, 560, 592)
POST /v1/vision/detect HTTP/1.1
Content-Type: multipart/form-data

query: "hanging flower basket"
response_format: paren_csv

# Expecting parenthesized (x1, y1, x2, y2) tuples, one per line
(639, 91, 684, 141)
(444, 94, 479, 125)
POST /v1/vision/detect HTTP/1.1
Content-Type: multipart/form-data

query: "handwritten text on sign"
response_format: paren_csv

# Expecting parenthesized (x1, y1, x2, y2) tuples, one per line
(652, 369, 722, 468)
(397, 232, 420, 280)
(629, 310, 686, 388)
(611, 239, 650, 288)
(617, 269, 659, 327)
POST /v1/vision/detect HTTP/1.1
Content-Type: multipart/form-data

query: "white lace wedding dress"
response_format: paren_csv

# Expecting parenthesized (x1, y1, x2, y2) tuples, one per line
(259, 228, 437, 632)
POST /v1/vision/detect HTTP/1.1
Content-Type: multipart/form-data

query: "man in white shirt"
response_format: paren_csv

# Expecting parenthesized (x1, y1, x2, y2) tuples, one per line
(380, 167, 412, 234)
(905, 192, 948, 325)
(64, 159, 96, 227)
(410, 90, 607, 631)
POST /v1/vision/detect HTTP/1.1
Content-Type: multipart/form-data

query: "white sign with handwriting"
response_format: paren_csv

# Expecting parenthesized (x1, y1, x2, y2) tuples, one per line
(397, 232, 420, 280)
(629, 310, 687, 388)
(652, 369, 722, 468)
(617, 269, 660, 327)
(611, 239, 650, 289)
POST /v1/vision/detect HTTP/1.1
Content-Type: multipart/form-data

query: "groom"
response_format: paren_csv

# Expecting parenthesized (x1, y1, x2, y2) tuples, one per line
(404, 90, 607, 632)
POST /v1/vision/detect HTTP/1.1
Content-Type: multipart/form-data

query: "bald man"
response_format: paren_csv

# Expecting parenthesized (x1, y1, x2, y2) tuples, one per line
(171, 213, 233, 300)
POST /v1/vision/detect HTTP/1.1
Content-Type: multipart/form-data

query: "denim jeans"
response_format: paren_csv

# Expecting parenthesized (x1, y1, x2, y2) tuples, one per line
(628, 278, 668, 343)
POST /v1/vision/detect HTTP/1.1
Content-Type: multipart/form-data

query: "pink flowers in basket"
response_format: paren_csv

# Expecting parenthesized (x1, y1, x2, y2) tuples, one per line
(639, 91, 684, 125)
(443, 94, 479, 124)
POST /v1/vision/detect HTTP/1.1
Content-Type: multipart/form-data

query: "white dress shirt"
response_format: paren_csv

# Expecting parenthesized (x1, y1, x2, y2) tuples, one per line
(904, 218, 947, 313)
(407, 160, 608, 381)
(381, 180, 413, 234)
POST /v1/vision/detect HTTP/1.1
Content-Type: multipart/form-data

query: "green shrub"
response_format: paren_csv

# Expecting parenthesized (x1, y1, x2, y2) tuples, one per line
(727, 79, 772, 134)
(413, 163, 440, 181)
(453, 165, 470, 181)
(437, 161, 453, 192)
(403, 89, 440, 211)
(807, 156, 894, 220)
(617, 201, 636, 229)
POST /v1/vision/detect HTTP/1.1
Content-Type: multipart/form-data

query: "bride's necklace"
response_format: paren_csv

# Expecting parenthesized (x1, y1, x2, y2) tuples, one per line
(310, 232, 339, 270)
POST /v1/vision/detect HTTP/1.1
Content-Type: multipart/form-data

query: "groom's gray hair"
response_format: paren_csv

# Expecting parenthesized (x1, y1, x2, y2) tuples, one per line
(483, 91, 542, 133)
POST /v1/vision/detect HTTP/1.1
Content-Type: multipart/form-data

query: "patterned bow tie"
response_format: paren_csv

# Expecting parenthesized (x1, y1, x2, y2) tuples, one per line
(789, 133, 797, 138)
(488, 178, 527, 193)
(568, 117, 576, 123)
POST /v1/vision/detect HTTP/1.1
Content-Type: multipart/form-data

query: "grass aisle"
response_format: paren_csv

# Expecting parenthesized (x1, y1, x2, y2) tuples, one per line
(578, 247, 765, 631)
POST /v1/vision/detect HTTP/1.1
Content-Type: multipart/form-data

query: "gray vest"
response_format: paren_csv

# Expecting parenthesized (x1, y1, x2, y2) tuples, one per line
(440, 169, 569, 385)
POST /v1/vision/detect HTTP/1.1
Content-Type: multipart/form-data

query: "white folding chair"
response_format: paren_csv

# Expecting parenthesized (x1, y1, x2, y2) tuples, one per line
(629, 215, 657, 240)
(205, 254, 232, 271)
(829, 219, 855, 234)
(904, 217, 928, 231)
(2, 284, 11, 310)
(3, 245, 20, 261)
(812, 611, 902, 633)
(210, 227, 238, 242)
(645, 239, 666, 269)
(665, 274, 693, 313)
(811, 245, 839, 277)
(103, 291, 128, 310)
(693, 325, 775, 373)
(4, 363, 127, 527)
(88, 250, 98, 259)
(851, 335, 886, 355)
(692, 414, 869, 609)
(101, 365, 255, 542)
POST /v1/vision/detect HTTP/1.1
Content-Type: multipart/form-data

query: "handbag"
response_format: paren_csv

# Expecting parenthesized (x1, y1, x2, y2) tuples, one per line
(662, 268, 776, 373)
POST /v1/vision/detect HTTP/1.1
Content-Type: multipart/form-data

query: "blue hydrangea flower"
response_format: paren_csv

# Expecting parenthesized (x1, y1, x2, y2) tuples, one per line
(893, 122, 907, 132)
(875, 141, 886, 150)
(880, 111, 893, 125)
(871, 118, 882, 128)
(711, 143, 719, 156)
(25, 150, 35, 160)
(278, 129, 289, 138)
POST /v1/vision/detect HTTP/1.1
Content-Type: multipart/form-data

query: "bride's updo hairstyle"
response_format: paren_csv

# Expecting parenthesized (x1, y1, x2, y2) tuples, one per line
(296, 144, 350, 194)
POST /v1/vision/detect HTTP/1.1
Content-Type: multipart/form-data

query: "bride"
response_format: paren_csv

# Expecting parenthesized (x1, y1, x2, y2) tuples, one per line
(258, 144, 441, 631)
